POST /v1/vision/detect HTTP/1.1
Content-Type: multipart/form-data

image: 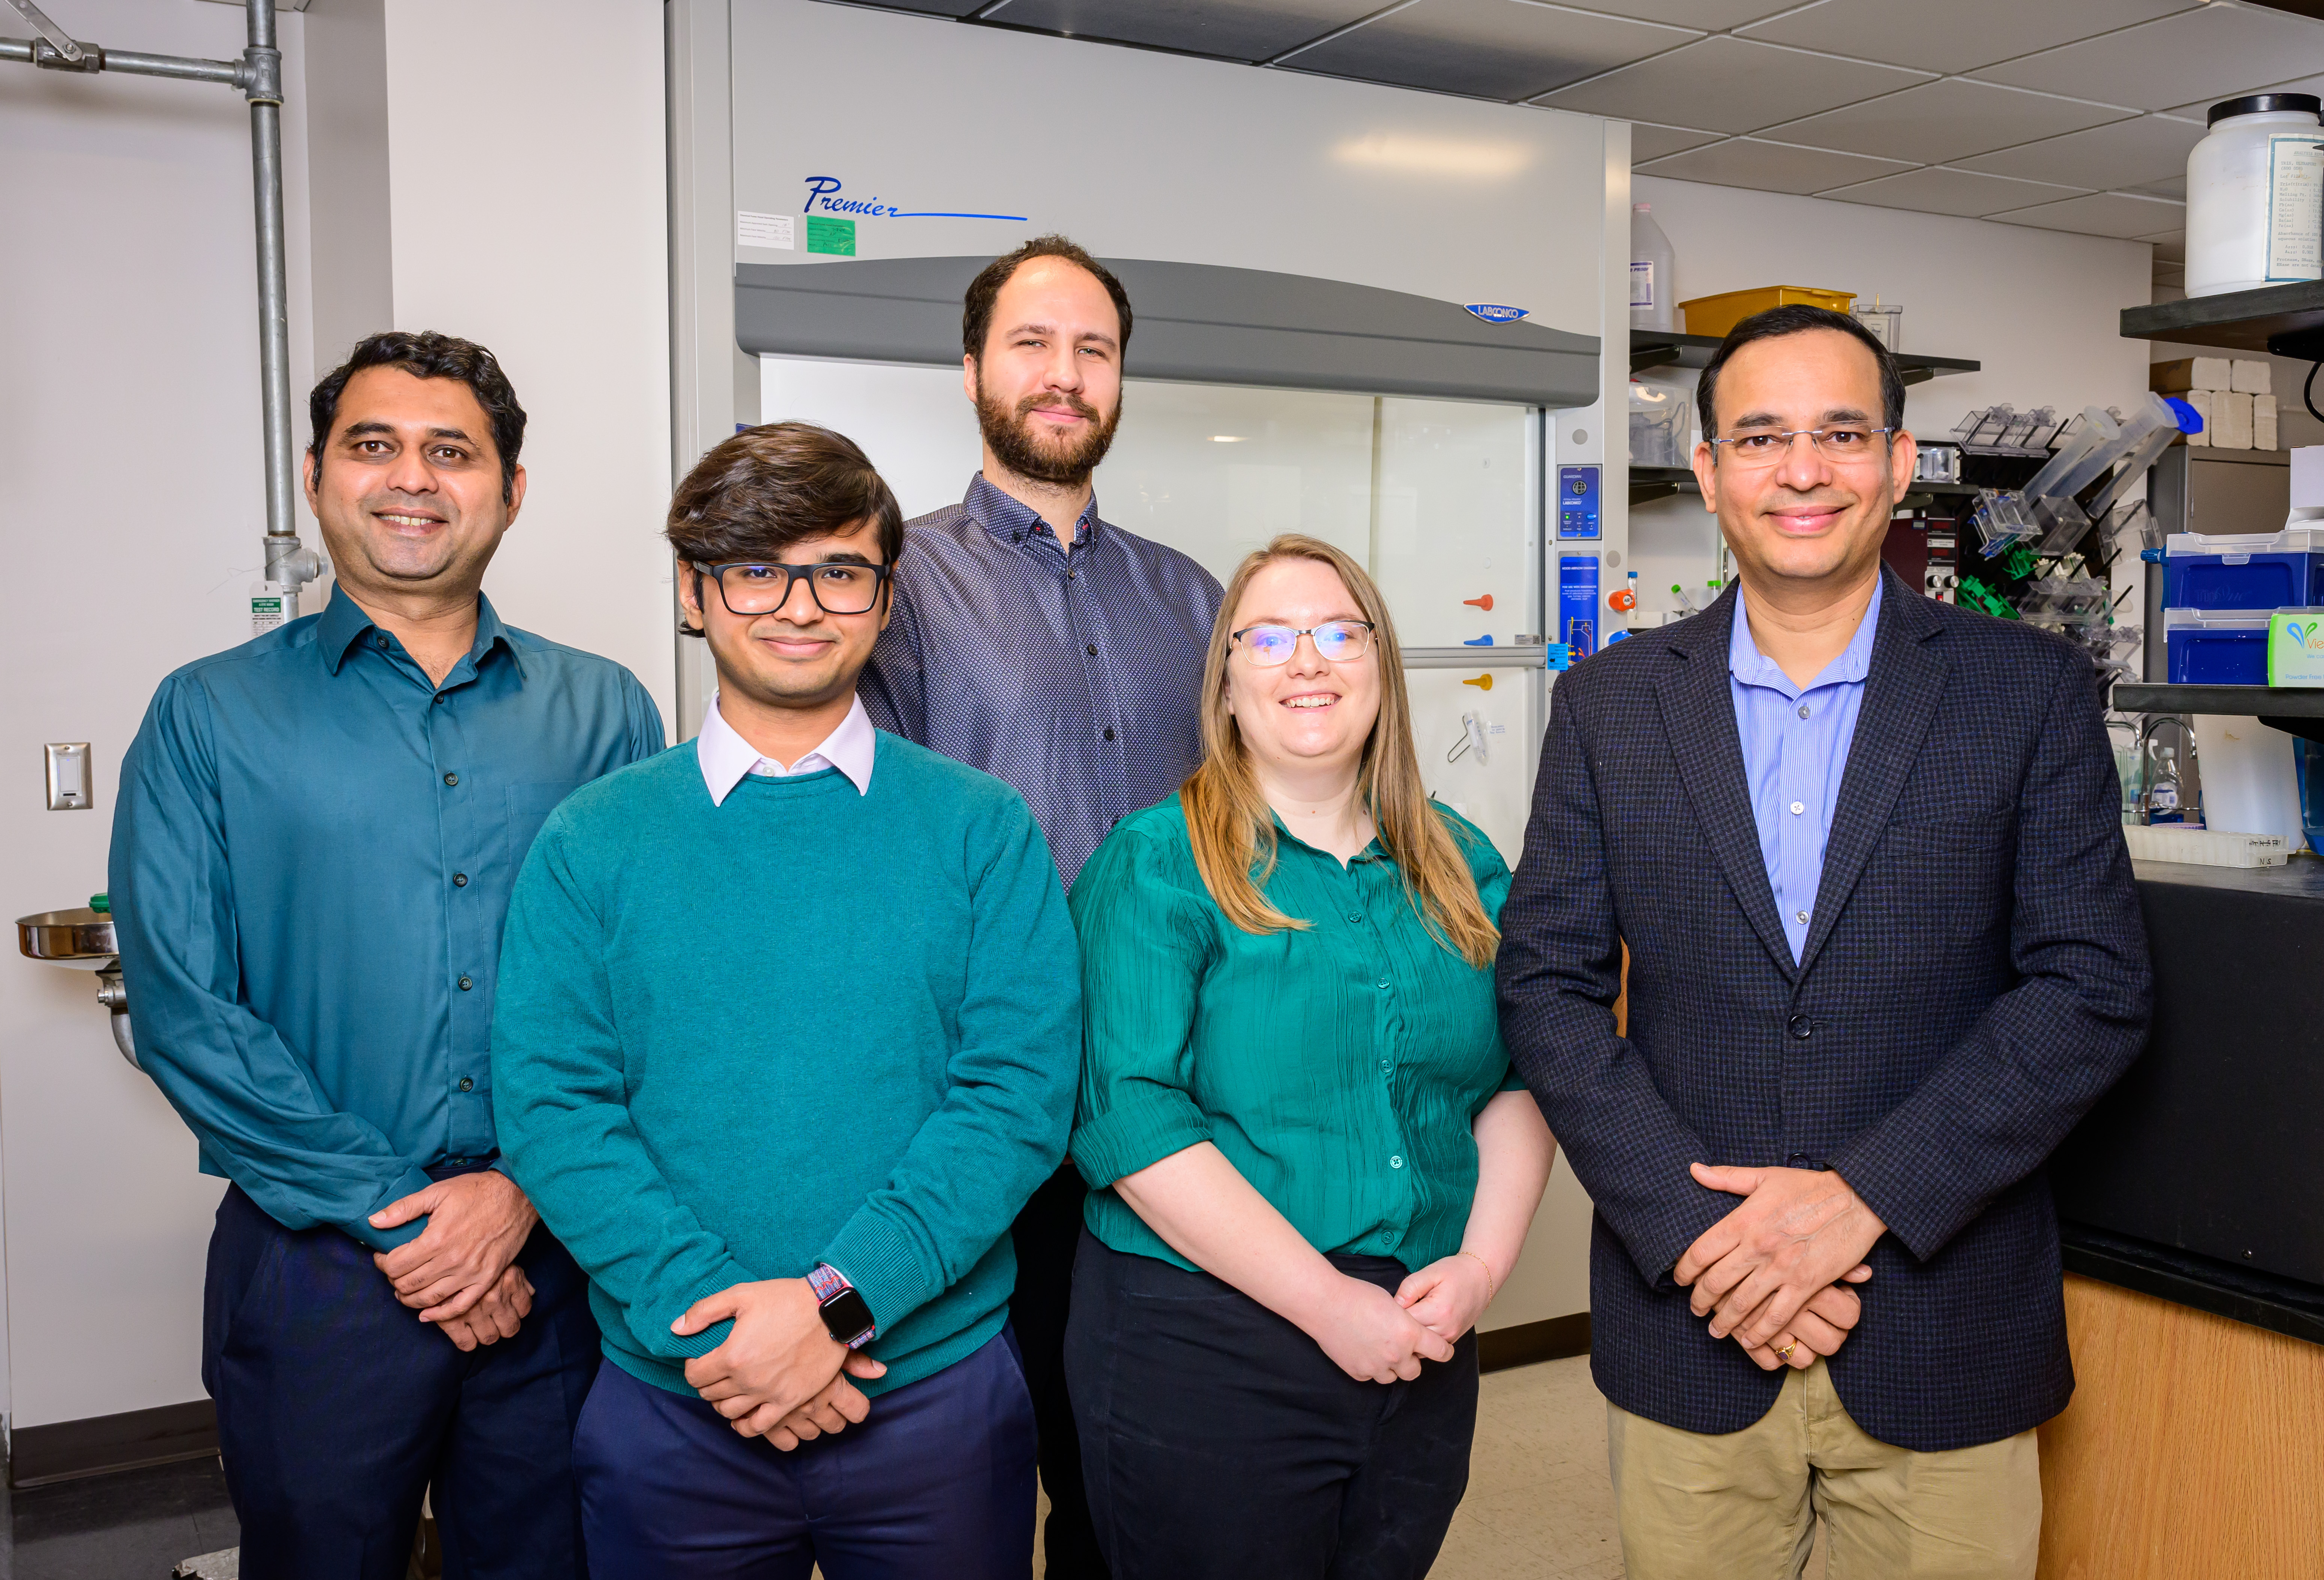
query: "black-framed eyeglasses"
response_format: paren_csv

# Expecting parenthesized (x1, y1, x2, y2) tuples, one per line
(695, 560, 890, 617)
(1707, 426, 1897, 468)
(1231, 620, 1376, 667)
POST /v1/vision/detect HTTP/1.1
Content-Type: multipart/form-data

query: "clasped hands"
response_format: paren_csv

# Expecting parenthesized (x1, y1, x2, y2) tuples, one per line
(1674, 1163, 1886, 1374)
(370, 1169, 541, 1353)
(671, 1280, 887, 1451)
(1308, 1251, 1497, 1386)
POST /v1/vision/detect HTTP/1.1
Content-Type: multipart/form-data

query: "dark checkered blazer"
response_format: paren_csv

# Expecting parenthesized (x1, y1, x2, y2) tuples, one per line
(1497, 569, 2151, 1452)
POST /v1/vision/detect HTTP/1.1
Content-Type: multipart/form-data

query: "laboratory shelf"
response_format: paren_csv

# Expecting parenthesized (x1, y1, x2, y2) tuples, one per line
(1629, 330, 1980, 386)
(2120, 280, 2324, 360)
(2112, 682, 2324, 716)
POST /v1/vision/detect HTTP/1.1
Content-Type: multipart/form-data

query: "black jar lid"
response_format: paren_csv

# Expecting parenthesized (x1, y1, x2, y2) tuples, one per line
(2209, 93, 2323, 126)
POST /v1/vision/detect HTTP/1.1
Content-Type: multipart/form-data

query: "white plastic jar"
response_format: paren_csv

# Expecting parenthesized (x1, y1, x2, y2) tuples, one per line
(2187, 93, 2324, 297)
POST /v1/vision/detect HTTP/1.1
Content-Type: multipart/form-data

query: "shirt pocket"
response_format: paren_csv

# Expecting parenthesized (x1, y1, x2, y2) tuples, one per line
(505, 781, 584, 872)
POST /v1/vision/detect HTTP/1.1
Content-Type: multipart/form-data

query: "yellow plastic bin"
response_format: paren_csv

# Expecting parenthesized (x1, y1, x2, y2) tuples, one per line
(1679, 286, 1855, 339)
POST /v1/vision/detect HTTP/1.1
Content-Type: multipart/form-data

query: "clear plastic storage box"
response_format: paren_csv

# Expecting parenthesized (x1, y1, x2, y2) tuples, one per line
(2163, 528, 2324, 610)
(2164, 606, 2276, 684)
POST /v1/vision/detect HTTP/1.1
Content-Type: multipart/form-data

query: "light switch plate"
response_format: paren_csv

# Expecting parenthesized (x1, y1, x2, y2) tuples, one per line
(45, 742, 91, 811)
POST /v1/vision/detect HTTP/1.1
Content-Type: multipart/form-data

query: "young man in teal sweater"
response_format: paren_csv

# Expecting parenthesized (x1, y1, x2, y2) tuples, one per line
(492, 422, 1080, 1578)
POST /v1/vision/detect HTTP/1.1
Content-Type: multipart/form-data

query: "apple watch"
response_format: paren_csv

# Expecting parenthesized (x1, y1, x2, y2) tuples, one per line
(807, 1262, 875, 1349)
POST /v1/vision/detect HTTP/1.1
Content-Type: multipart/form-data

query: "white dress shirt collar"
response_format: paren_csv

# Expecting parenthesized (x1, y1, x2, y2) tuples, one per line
(696, 693, 876, 806)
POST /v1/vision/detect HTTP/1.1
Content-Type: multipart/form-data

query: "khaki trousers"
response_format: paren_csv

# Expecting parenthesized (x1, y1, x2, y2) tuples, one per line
(1606, 1360, 2040, 1580)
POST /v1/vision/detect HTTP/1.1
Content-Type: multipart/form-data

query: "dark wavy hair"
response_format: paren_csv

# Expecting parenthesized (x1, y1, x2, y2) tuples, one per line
(308, 330, 527, 502)
(1696, 305, 1905, 442)
(962, 234, 1133, 363)
(665, 422, 904, 639)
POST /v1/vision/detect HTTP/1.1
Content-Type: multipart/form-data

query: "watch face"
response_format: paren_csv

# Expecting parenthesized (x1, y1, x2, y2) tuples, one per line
(820, 1287, 875, 1345)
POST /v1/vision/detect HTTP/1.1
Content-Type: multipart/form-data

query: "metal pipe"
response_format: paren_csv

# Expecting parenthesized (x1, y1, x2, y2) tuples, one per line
(1403, 647, 1551, 670)
(244, 0, 296, 558)
(0, 37, 29, 63)
(97, 47, 242, 85)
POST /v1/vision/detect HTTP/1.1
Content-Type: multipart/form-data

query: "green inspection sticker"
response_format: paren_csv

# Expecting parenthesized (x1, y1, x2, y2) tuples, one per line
(806, 217, 856, 256)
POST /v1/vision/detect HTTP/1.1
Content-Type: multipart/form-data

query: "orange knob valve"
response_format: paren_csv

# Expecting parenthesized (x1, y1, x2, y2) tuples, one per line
(1461, 673, 1493, 691)
(1609, 587, 1637, 613)
(1463, 593, 1495, 612)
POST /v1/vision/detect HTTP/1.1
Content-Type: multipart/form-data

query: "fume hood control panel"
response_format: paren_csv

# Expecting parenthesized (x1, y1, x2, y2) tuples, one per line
(1557, 465, 1601, 540)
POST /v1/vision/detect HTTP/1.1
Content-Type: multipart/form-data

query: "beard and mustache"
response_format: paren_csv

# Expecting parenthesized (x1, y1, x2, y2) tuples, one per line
(976, 376, 1123, 487)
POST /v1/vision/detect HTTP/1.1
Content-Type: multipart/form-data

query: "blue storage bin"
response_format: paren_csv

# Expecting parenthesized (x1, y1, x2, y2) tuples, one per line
(2163, 529, 2324, 610)
(2164, 607, 2272, 684)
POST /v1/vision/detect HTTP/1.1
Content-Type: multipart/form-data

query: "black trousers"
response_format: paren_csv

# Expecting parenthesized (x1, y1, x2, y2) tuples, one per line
(1064, 1230, 1479, 1580)
(204, 1181, 601, 1580)
(1012, 1162, 1108, 1578)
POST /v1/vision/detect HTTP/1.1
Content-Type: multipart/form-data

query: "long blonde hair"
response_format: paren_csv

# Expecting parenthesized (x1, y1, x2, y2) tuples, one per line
(1181, 534, 1500, 968)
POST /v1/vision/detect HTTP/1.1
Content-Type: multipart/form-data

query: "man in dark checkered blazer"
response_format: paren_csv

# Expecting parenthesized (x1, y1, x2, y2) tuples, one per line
(1498, 306, 2150, 1577)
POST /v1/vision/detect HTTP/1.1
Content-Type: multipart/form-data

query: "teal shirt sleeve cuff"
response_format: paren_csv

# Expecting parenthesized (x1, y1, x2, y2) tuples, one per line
(819, 1215, 940, 1338)
(336, 1164, 441, 1252)
(1069, 1094, 1214, 1191)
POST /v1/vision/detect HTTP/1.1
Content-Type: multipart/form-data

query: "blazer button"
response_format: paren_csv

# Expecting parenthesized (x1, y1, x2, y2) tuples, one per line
(1787, 1013, 1813, 1040)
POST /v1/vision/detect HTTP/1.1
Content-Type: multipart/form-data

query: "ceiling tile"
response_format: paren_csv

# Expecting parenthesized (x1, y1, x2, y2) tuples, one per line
(1818, 165, 2087, 217)
(1279, 0, 1698, 100)
(1635, 137, 1913, 195)
(1739, 0, 2196, 78)
(983, 0, 1379, 61)
(1569, 0, 1804, 27)
(1953, 114, 2206, 189)
(2133, 173, 2188, 198)
(1533, 35, 1931, 133)
(2168, 70, 2324, 119)
(1628, 121, 1728, 161)
(1759, 78, 2133, 165)
(2142, 230, 2188, 262)
(826, 0, 984, 13)
(1970, 2, 2324, 113)
(1987, 190, 2188, 239)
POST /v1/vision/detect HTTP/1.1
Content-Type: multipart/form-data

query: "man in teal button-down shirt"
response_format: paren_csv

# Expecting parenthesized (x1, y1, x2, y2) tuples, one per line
(111, 332, 662, 1580)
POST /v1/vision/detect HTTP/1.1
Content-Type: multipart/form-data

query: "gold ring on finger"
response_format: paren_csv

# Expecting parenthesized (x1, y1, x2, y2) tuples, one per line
(1776, 1343, 1799, 1364)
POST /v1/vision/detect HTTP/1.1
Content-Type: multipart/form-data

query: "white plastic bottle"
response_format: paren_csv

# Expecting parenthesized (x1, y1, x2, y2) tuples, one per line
(2187, 93, 2324, 297)
(1630, 203, 1677, 332)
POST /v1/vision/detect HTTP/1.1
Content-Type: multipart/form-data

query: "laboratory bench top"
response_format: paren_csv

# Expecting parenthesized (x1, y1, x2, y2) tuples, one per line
(2048, 857, 2324, 1344)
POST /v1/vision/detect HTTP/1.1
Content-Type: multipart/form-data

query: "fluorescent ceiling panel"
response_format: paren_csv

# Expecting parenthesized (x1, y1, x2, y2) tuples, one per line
(1737, 0, 2196, 77)
(1953, 114, 2206, 190)
(1818, 165, 2086, 217)
(1637, 136, 1912, 195)
(1988, 190, 2188, 239)
(1759, 78, 2134, 165)
(1280, 0, 1699, 100)
(1971, 2, 2324, 113)
(1534, 35, 1931, 133)
(982, 0, 1381, 61)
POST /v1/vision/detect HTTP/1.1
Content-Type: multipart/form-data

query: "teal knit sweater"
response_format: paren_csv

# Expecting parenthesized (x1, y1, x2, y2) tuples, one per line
(491, 732, 1081, 1398)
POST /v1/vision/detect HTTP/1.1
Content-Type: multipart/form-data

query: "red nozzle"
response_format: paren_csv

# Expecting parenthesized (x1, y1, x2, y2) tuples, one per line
(1463, 594, 1494, 612)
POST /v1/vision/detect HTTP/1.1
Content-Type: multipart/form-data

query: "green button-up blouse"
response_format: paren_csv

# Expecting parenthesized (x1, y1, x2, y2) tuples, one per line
(1069, 794, 1519, 1275)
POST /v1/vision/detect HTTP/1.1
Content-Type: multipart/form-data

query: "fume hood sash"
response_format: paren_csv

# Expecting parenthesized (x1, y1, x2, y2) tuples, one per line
(736, 257, 1600, 408)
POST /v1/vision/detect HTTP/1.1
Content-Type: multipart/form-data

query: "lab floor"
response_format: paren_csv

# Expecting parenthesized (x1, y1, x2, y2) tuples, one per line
(0, 1355, 1829, 1579)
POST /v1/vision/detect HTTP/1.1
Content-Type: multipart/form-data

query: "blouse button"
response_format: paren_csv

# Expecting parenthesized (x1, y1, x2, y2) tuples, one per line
(1389, 1155, 1405, 1169)
(1379, 1059, 1392, 1073)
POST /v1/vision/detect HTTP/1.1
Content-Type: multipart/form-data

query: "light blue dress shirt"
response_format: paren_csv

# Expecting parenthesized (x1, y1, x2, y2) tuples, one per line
(1728, 576, 1883, 963)
(110, 587, 665, 1249)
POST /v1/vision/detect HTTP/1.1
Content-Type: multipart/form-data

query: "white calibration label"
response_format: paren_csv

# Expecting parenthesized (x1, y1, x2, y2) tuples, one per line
(737, 211, 796, 250)
(1629, 260, 1655, 309)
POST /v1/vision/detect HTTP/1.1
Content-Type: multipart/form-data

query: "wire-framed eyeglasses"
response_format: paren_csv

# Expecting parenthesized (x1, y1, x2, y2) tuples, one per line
(1231, 620, 1376, 667)
(696, 560, 890, 617)
(1707, 426, 1897, 469)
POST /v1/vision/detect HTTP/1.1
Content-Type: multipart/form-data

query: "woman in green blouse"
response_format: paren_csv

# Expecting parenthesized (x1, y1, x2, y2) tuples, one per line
(1063, 533, 1558, 1579)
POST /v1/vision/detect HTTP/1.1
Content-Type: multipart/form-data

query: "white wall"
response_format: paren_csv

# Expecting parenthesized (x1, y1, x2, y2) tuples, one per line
(0, 0, 316, 1430)
(1626, 174, 2154, 621)
(382, 0, 674, 719)
(0, 0, 670, 1435)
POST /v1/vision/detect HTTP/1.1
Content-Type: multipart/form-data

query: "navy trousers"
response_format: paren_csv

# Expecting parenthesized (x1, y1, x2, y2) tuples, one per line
(574, 1328, 1038, 1580)
(203, 1181, 601, 1580)
(1066, 1232, 1479, 1580)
